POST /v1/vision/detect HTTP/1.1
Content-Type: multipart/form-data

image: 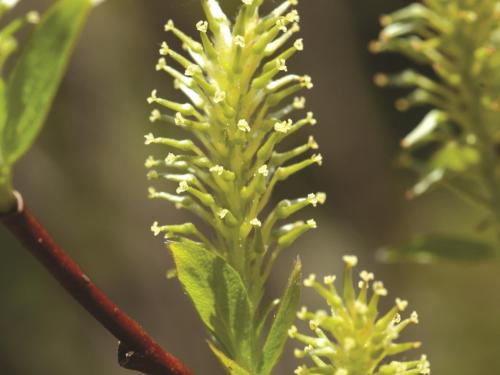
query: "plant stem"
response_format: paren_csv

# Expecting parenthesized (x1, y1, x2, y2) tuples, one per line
(0, 192, 194, 375)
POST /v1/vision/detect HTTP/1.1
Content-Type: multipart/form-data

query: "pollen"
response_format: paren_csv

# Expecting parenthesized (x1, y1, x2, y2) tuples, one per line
(165, 153, 177, 164)
(274, 119, 293, 133)
(410, 311, 419, 324)
(342, 255, 358, 267)
(323, 275, 336, 284)
(156, 58, 167, 71)
(276, 18, 288, 32)
(312, 154, 323, 166)
(164, 20, 175, 32)
(308, 136, 319, 149)
(196, 20, 208, 33)
(145, 156, 159, 168)
(293, 96, 306, 109)
(144, 133, 155, 145)
(307, 193, 318, 207)
(237, 119, 251, 132)
(175, 112, 186, 126)
(396, 298, 408, 311)
(147, 89, 158, 104)
(218, 209, 229, 219)
(304, 274, 316, 287)
(316, 192, 327, 204)
(300, 75, 314, 89)
(149, 109, 161, 123)
(306, 112, 317, 125)
(294, 38, 304, 51)
(258, 165, 269, 177)
(250, 218, 262, 227)
(360, 270, 374, 282)
(286, 10, 300, 23)
(160, 42, 170, 56)
(373, 281, 388, 296)
(151, 221, 162, 236)
(176, 181, 189, 194)
(210, 165, 225, 176)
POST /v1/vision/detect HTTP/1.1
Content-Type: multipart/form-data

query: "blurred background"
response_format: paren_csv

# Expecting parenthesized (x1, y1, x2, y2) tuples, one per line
(1, 0, 499, 374)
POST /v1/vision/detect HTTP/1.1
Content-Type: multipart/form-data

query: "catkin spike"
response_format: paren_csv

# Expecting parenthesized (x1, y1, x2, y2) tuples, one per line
(291, 257, 430, 375)
(146, 1, 322, 373)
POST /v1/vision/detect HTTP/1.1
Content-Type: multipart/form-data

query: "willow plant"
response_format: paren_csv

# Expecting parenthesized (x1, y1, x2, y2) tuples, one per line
(290, 256, 430, 375)
(146, 0, 323, 373)
(371, 0, 500, 260)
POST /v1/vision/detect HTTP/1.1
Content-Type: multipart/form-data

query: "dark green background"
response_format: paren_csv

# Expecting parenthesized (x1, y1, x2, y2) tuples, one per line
(0, 1, 498, 374)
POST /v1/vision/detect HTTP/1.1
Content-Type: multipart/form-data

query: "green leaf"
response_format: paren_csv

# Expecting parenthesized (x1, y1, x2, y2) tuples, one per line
(259, 260, 302, 375)
(169, 241, 255, 371)
(378, 233, 497, 263)
(3, 0, 92, 164)
(208, 342, 251, 375)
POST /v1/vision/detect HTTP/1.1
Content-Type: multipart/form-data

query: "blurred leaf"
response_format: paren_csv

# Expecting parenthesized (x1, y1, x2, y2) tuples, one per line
(169, 241, 255, 371)
(259, 260, 301, 375)
(209, 342, 251, 375)
(3, 0, 92, 165)
(378, 233, 497, 263)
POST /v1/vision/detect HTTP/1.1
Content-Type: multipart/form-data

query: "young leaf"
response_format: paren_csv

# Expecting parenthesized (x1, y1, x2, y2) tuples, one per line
(378, 233, 497, 263)
(3, 0, 93, 165)
(208, 342, 251, 375)
(169, 241, 255, 371)
(259, 260, 301, 375)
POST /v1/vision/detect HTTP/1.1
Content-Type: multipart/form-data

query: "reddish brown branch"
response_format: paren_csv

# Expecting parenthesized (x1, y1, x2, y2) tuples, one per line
(0, 193, 194, 375)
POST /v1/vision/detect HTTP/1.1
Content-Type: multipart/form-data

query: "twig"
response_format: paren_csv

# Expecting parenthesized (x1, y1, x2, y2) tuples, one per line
(0, 192, 194, 375)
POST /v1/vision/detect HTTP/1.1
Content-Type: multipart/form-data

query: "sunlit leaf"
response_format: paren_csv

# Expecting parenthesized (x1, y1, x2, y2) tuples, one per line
(169, 241, 255, 372)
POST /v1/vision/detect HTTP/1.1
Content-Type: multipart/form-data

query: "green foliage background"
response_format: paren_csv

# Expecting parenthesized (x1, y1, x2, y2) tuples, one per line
(0, 0, 499, 374)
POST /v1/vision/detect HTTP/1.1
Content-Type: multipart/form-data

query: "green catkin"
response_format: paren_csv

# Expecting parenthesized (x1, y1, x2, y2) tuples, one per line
(146, 0, 323, 372)
(290, 255, 431, 375)
(372, 0, 500, 236)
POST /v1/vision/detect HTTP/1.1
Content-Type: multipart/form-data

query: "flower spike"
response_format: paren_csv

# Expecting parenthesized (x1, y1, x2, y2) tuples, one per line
(146, 1, 322, 374)
(291, 256, 431, 375)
